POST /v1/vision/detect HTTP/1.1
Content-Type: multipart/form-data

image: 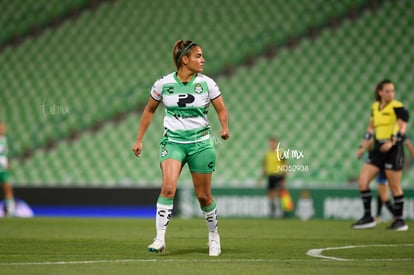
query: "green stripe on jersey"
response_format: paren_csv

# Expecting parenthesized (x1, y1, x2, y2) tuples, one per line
(165, 127, 210, 143)
(165, 107, 207, 118)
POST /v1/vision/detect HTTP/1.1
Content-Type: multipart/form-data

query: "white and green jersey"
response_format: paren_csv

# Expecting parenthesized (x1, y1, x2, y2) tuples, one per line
(150, 72, 221, 143)
(0, 136, 8, 172)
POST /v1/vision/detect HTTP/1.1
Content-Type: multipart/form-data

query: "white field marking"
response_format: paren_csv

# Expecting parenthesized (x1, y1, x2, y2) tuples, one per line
(0, 258, 309, 266)
(306, 244, 414, 261)
(3, 244, 414, 266)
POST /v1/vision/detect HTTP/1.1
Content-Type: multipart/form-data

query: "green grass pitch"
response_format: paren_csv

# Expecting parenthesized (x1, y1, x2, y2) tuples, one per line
(0, 218, 413, 274)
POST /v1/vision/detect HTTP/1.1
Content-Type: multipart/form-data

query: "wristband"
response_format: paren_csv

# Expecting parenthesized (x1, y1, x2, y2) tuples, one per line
(363, 132, 373, 140)
(394, 131, 407, 144)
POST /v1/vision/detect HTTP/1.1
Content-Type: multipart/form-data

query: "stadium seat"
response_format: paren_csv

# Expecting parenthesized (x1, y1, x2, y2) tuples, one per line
(2, 0, 413, 187)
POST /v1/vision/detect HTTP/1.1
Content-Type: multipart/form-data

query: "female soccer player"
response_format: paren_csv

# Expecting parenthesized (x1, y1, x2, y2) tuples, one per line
(0, 121, 15, 217)
(353, 80, 409, 231)
(374, 171, 394, 222)
(132, 40, 229, 256)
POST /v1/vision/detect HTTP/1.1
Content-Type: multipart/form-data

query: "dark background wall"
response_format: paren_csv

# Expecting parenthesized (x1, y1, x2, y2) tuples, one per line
(12, 187, 159, 205)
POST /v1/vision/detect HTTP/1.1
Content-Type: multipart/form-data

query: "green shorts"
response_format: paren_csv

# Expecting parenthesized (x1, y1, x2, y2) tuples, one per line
(160, 136, 216, 173)
(0, 171, 9, 184)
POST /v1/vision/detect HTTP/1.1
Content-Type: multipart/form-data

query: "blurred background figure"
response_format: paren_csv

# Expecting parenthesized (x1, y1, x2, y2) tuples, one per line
(0, 121, 16, 217)
(374, 171, 394, 222)
(259, 136, 288, 218)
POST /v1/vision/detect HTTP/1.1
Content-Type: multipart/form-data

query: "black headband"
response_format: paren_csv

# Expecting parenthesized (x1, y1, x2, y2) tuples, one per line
(176, 42, 196, 64)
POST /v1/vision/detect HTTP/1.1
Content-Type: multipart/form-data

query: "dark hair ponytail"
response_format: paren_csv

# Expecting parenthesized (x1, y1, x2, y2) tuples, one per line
(172, 40, 198, 69)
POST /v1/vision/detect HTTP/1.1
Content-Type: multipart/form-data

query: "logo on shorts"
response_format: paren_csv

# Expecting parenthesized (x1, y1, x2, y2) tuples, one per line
(161, 149, 168, 157)
(208, 161, 214, 169)
(194, 83, 203, 94)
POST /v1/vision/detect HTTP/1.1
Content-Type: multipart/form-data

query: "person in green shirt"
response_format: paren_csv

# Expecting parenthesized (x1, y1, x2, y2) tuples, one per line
(132, 40, 229, 256)
(0, 121, 15, 217)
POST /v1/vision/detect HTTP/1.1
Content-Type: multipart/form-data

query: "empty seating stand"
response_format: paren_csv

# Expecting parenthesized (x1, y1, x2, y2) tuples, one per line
(1, 0, 413, 187)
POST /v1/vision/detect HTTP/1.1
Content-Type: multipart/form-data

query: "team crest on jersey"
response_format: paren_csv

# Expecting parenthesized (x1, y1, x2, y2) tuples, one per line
(194, 83, 203, 94)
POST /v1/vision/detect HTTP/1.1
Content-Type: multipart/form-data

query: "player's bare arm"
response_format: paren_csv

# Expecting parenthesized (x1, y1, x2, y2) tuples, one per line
(212, 96, 229, 140)
(357, 121, 374, 159)
(132, 97, 160, 158)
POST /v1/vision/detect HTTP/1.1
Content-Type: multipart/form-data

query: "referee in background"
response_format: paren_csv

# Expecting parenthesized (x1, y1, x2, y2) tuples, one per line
(354, 80, 409, 231)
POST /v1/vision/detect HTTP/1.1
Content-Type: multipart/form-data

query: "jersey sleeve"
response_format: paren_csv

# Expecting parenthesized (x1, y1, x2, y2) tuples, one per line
(206, 77, 221, 100)
(150, 79, 163, 102)
(393, 100, 409, 122)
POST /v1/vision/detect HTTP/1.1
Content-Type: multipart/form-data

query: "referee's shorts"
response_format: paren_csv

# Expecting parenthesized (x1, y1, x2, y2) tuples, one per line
(267, 175, 285, 190)
(367, 140, 404, 171)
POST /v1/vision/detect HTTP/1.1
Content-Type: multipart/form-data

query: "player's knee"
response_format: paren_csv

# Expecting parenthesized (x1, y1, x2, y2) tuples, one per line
(358, 178, 369, 190)
(196, 194, 213, 206)
(160, 186, 176, 198)
(388, 182, 403, 196)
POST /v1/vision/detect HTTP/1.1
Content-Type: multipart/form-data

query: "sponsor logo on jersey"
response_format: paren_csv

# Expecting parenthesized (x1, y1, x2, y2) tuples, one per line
(177, 94, 195, 107)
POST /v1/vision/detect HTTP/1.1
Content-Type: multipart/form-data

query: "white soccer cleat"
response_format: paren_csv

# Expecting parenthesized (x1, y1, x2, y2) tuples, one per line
(147, 239, 165, 253)
(208, 232, 221, 256)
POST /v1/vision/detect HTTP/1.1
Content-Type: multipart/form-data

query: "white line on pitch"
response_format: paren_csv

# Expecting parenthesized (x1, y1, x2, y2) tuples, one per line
(3, 244, 414, 266)
(0, 258, 310, 266)
(306, 244, 414, 261)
